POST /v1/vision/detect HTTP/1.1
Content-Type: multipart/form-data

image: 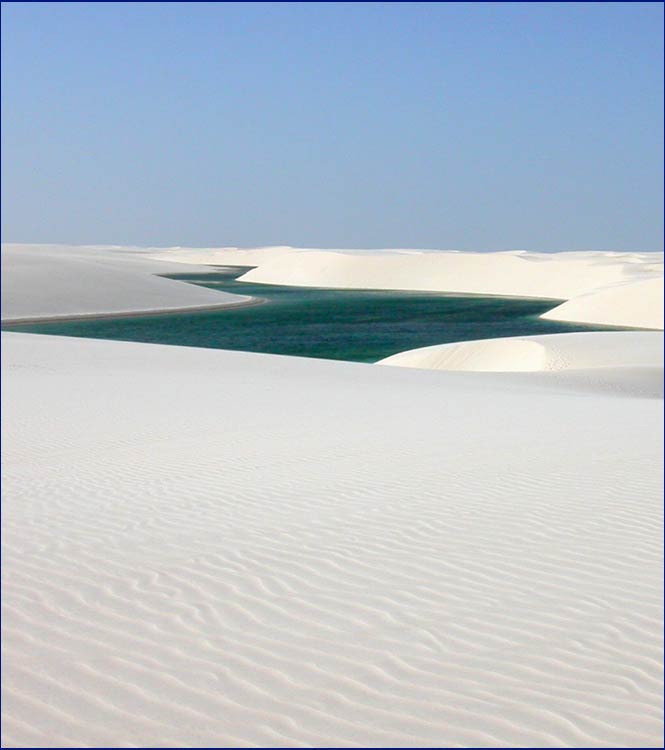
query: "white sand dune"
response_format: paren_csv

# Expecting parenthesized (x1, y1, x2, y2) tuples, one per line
(1, 244, 252, 321)
(236, 249, 661, 300)
(379, 331, 664, 397)
(542, 277, 665, 330)
(149, 245, 664, 330)
(2, 332, 663, 748)
(149, 244, 302, 268)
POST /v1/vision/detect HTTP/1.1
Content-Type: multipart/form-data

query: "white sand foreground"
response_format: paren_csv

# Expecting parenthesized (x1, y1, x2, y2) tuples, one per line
(2, 331, 663, 748)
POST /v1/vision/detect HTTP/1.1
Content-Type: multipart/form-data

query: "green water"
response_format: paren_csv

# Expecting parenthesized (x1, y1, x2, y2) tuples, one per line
(4, 267, 626, 363)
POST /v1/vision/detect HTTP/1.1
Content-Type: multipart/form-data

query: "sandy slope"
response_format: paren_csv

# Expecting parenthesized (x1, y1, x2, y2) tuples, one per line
(379, 332, 664, 397)
(542, 277, 665, 330)
(236, 249, 661, 299)
(2, 332, 663, 748)
(1, 244, 251, 321)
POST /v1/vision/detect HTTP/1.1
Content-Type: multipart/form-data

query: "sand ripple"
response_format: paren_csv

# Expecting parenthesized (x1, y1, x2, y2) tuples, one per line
(2, 334, 662, 747)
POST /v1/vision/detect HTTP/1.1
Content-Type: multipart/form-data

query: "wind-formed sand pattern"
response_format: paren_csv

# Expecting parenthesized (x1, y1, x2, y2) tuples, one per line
(2, 244, 663, 747)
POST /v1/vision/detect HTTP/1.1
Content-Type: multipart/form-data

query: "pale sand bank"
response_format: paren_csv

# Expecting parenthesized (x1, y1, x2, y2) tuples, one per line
(1, 244, 251, 321)
(542, 276, 665, 330)
(2, 332, 663, 747)
(379, 331, 664, 397)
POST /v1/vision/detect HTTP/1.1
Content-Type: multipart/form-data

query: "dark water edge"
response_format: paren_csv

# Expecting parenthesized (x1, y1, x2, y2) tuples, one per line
(3, 266, 630, 363)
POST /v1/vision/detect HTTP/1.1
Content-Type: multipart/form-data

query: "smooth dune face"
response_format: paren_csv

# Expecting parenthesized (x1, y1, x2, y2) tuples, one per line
(542, 277, 665, 330)
(236, 249, 662, 299)
(379, 331, 664, 384)
(2, 332, 663, 748)
(381, 336, 550, 372)
(0, 244, 251, 321)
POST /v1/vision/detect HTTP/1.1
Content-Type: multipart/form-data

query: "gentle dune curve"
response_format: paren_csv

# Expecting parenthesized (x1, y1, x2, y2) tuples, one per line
(379, 331, 663, 372)
(2, 332, 663, 748)
(542, 277, 664, 330)
(381, 335, 551, 372)
(378, 331, 664, 398)
(1, 244, 252, 322)
(236, 249, 662, 300)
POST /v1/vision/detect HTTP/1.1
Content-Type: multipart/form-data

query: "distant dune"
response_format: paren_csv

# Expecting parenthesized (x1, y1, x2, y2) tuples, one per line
(151, 245, 664, 330)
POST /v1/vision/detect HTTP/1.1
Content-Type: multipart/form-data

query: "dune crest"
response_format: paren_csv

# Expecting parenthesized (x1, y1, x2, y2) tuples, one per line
(379, 331, 663, 372)
(378, 331, 664, 398)
(542, 276, 664, 330)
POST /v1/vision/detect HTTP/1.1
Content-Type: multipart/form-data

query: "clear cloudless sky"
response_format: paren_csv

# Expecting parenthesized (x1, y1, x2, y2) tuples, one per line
(1, 1, 663, 250)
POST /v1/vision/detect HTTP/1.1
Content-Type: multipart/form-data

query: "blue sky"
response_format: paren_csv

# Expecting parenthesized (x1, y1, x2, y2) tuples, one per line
(1, 2, 663, 250)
